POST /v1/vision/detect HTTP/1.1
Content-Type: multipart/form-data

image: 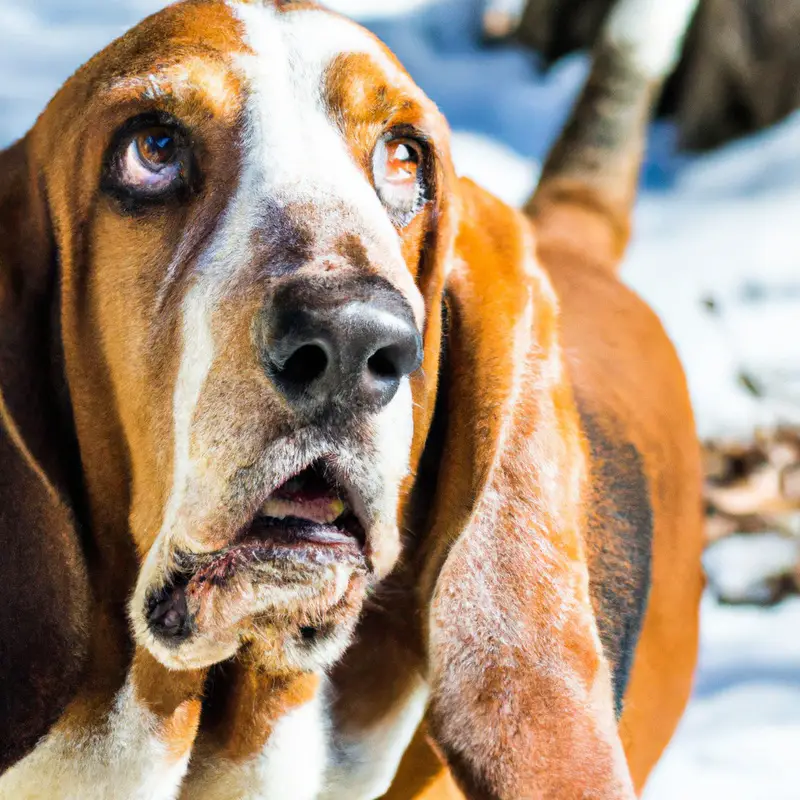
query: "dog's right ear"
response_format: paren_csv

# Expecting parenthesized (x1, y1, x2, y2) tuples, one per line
(0, 138, 89, 771)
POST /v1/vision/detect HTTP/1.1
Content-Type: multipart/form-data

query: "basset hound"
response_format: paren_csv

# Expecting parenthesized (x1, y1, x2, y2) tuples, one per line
(0, 0, 704, 797)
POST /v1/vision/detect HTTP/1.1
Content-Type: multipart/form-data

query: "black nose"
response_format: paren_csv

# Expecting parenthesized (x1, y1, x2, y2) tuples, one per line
(260, 281, 423, 415)
(146, 584, 191, 643)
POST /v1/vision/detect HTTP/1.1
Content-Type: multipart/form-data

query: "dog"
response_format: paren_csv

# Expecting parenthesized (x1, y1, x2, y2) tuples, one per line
(0, 0, 704, 797)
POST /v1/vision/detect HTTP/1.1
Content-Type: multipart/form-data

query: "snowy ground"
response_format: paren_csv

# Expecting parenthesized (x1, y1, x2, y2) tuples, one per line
(2, 1, 799, 797)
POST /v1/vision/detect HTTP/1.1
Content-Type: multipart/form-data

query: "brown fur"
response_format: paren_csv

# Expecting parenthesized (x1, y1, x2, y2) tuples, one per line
(373, 196, 704, 797)
(0, 0, 250, 767)
(197, 661, 319, 761)
(0, 140, 90, 771)
(0, 1, 702, 796)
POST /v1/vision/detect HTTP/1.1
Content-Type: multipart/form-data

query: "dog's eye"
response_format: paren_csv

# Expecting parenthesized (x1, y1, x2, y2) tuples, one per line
(373, 136, 428, 226)
(384, 141, 420, 185)
(137, 129, 179, 169)
(109, 122, 192, 200)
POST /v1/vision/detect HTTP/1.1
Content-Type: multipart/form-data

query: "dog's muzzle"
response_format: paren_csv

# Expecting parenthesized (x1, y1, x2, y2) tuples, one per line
(145, 458, 367, 645)
(137, 277, 422, 671)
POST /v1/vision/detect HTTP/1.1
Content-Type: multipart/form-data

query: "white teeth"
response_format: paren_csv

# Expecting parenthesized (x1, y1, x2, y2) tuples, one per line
(259, 497, 347, 526)
(259, 499, 291, 520)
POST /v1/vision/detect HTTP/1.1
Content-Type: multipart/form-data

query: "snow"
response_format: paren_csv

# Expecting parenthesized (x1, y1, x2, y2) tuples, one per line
(646, 597, 800, 800)
(2, 0, 799, 797)
(703, 532, 800, 605)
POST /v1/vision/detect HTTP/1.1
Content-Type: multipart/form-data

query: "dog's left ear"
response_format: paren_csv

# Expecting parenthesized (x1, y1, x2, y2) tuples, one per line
(416, 181, 634, 799)
(0, 138, 89, 771)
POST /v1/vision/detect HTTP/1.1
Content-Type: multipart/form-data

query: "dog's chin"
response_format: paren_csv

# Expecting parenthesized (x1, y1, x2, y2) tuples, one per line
(130, 457, 403, 671)
(138, 561, 370, 672)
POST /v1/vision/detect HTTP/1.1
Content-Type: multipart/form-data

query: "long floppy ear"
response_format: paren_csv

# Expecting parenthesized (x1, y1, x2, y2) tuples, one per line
(0, 138, 89, 770)
(417, 180, 634, 799)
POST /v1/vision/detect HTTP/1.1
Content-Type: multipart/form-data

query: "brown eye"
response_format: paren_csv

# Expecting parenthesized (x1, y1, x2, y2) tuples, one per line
(108, 121, 191, 199)
(135, 129, 179, 170)
(384, 140, 421, 185)
(373, 135, 428, 225)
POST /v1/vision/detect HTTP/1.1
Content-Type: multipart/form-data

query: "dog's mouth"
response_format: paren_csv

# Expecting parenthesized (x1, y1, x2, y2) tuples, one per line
(249, 460, 366, 551)
(146, 460, 369, 644)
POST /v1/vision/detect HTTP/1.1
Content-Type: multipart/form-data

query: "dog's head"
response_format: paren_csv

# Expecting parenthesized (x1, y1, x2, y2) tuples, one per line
(1, 0, 459, 675)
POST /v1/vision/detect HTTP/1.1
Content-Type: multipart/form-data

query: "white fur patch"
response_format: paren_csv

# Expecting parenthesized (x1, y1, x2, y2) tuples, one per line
(182, 689, 329, 800)
(604, 0, 701, 79)
(130, 281, 228, 668)
(226, 0, 425, 324)
(158, 283, 216, 551)
(322, 677, 429, 800)
(0, 682, 189, 800)
(363, 377, 415, 577)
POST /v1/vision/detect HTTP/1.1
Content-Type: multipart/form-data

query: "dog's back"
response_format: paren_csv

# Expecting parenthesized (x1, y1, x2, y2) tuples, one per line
(546, 252, 703, 787)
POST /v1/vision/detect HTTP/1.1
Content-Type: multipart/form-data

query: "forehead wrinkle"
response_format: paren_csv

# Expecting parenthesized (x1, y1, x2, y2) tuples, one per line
(323, 53, 435, 164)
(99, 55, 242, 117)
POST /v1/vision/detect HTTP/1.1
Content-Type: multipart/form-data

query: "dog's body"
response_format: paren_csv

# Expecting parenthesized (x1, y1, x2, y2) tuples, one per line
(0, 1, 703, 798)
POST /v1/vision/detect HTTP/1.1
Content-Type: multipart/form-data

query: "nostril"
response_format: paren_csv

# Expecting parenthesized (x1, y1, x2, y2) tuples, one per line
(261, 294, 421, 414)
(276, 344, 329, 388)
(146, 583, 191, 642)
(368, 346, 401, 382)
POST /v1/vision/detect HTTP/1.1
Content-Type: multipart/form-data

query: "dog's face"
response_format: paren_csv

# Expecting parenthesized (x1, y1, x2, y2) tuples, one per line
(33, 0, 456, 671)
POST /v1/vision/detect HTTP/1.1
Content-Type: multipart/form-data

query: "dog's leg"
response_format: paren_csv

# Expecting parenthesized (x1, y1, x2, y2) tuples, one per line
(0, 643, 205, 800)
(179, 659, 327, 800)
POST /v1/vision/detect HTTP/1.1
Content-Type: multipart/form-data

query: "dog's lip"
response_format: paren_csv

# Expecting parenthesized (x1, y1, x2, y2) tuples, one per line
(188, 459, 368, 582)
(188, 520, 366, 589)
(144, 459, 373, 644)
(234, 515, 365, 554)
